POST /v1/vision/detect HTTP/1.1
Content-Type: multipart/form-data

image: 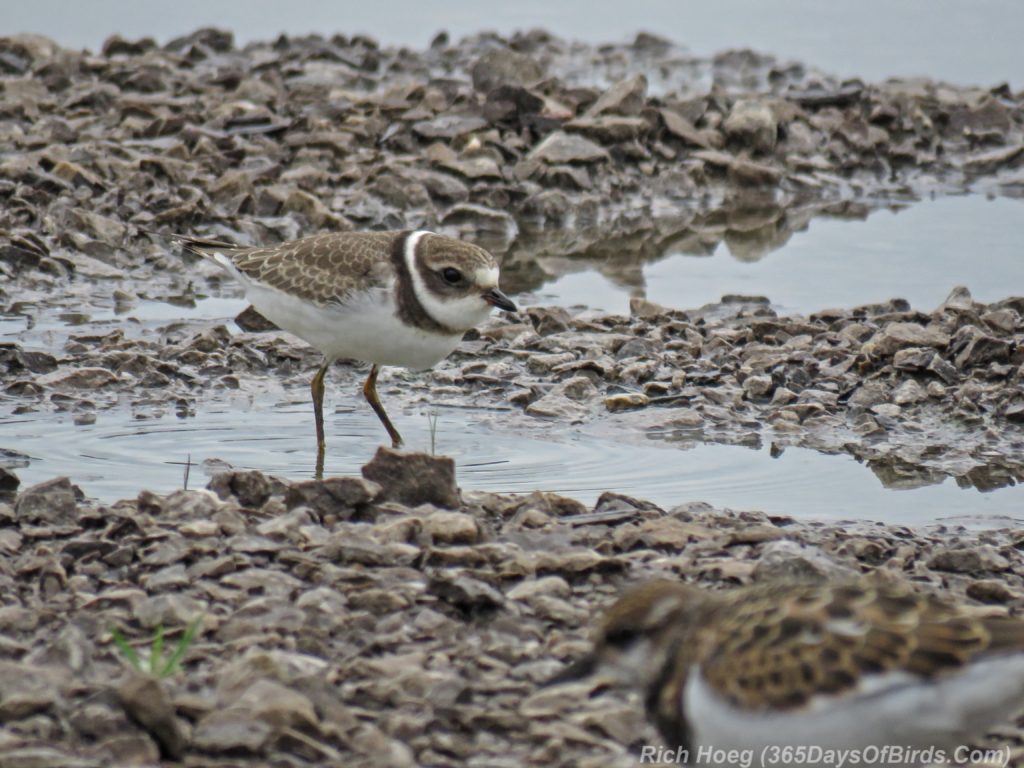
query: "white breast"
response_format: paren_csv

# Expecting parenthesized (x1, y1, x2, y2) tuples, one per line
(229, 269, 464, 370)
(684, 654, 1024, 767)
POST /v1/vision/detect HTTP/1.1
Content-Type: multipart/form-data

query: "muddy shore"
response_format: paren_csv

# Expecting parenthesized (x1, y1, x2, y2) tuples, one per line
(1, 27, 1024, 767)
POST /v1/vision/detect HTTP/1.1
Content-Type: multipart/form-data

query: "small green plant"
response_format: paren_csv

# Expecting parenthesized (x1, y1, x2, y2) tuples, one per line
(110, 617, 202, 679)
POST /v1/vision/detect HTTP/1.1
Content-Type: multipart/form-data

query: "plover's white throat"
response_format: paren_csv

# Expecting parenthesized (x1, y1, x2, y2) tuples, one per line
(172, 230, 516, 470)
(552, 578, 1024, 767)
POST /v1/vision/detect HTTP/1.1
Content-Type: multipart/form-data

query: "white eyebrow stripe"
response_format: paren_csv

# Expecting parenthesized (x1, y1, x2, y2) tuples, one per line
(475, 266, 499, 288)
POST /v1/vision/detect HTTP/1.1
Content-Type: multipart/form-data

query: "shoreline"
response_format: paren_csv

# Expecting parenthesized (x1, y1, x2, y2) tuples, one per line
(1, 26, 1023, 764)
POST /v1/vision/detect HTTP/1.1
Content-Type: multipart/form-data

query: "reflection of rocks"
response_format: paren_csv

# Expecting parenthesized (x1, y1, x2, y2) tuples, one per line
(866, 457, 947, 490)
(499, 199, 885, 296)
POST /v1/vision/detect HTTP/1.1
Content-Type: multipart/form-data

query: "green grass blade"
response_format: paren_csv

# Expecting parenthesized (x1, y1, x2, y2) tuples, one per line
(159, 616, 202, 678)
(110, 626, 142, 671)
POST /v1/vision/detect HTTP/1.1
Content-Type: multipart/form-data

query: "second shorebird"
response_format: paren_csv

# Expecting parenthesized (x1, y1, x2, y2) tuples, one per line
(553, 578, 1024, 766)
(174, 230, 516, 471)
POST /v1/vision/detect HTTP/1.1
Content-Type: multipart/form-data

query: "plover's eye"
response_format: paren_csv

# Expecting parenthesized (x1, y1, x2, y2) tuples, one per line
(441, 267, 463, 285)
(604, 626, 640, 649)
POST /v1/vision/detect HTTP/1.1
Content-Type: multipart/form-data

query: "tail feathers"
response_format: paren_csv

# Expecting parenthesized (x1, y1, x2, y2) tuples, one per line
(172, 235, 242, 258)
(143, 229, 243, 258)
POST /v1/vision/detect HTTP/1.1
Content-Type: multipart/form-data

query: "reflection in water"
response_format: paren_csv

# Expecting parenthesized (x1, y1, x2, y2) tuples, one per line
(499, 194, 1024, 316)
(1, 403, 1022, 527)
(499, 197, 878, 298)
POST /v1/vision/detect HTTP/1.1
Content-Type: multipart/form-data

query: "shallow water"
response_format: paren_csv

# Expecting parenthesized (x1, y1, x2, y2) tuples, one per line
(3, 194, 1024, 527)
(532, 195, 1024, 316)
(4, 400, 1021, 528)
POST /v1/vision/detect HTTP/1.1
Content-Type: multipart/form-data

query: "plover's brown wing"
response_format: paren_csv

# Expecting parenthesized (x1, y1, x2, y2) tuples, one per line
(699, 580, 1024, 712)
(175, 232, 398, 306)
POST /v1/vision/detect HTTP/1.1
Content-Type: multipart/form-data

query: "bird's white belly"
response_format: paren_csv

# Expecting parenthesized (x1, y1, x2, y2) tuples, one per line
(240, 279, 463, 369)
(684, 655, 1024, 768)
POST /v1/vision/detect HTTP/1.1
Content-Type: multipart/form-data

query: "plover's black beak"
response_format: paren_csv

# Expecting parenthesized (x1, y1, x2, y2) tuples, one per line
(541, 654, 598, 687)
(483, 287, 517, 312)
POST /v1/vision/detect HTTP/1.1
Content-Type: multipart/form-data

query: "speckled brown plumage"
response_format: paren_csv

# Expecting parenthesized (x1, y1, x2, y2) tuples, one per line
(591, 578, 1024, 716)
(175, 231, 399, 306)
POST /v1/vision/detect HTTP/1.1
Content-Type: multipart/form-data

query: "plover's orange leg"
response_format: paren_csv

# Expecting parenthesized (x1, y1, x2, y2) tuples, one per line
(363, 364, 403, 448)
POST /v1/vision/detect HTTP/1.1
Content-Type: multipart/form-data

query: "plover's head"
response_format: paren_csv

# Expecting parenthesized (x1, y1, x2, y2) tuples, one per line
(551, 580, 706, 693)
(405, 232, 516, 331)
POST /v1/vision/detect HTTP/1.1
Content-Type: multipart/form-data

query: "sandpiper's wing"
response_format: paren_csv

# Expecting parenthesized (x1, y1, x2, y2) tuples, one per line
(173, 232, 398, 307)
(698, 580, 1024, 711)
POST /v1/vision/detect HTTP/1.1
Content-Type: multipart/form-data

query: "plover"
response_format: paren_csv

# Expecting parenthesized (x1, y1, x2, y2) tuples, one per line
(172, 230, 516, 469)
(553, 578, 1024, 767)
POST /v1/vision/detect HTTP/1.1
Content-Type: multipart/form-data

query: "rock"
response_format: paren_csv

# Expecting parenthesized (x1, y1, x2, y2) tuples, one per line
(96, 734, 161, 765)
(36, 367, 119, 389)
(284, 188, 342, 228)
(528, 132, 609, 164)
(361, 447, 459, 509)
(564, 116, 649, 143)
(962, 144, 1024, 173)
(927, 546, 1009, 574)
(0, 344, 57, 375)
(0, 468, 19, 496)
(155, 489, 224, 520)
(207, 470, 275, 508)
(422, 511, 480, 544)
(117, 673, 186, 760)
(193, 709, 273, 754)
(692, 149, 782, 185)
(235, 679, 318, 731)
(440, 203, 517, 234)
(133, 594, 206, 628)
(483, 84, 545, 123)
(966, 579, 1018, 604)
(1005, 402, 1024, 423)
(284, 476, 380, 517)
(937, 285, 975, 312)
(981, 308, 1018, 334)
(14, 477, 78, 524)
(412, 114, 488, 140)
(753, 540, 856, 581)
(891, 379, 928, 405)
(428, 574, 505, 614)
(0, 34, 61, 72)
(951, 327, 1012, 368)
(585, 74, 647, 117)
(0, 661, 61, 722)
(742, 374, 774, 399)
(435, 154, 503, 180)
(862, 323, 950, 357)
(604, 393, 649, 412)
(165, 27, 233, 53)
(892, 347, 935, 371)
(659, 108, 720, 148)
(506, 576, 571, 602)
(552, 376, 598, 402)
(396, 166, 470, 201)
(723, 99, 778, 153)
(629, 296, 674, 318)
(526, 306, 572, 335)
(0, 748, 99, 768)
(102, 34, 157, 57)
(525, 393, 590, 421)
(471, 48, 544, 93)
